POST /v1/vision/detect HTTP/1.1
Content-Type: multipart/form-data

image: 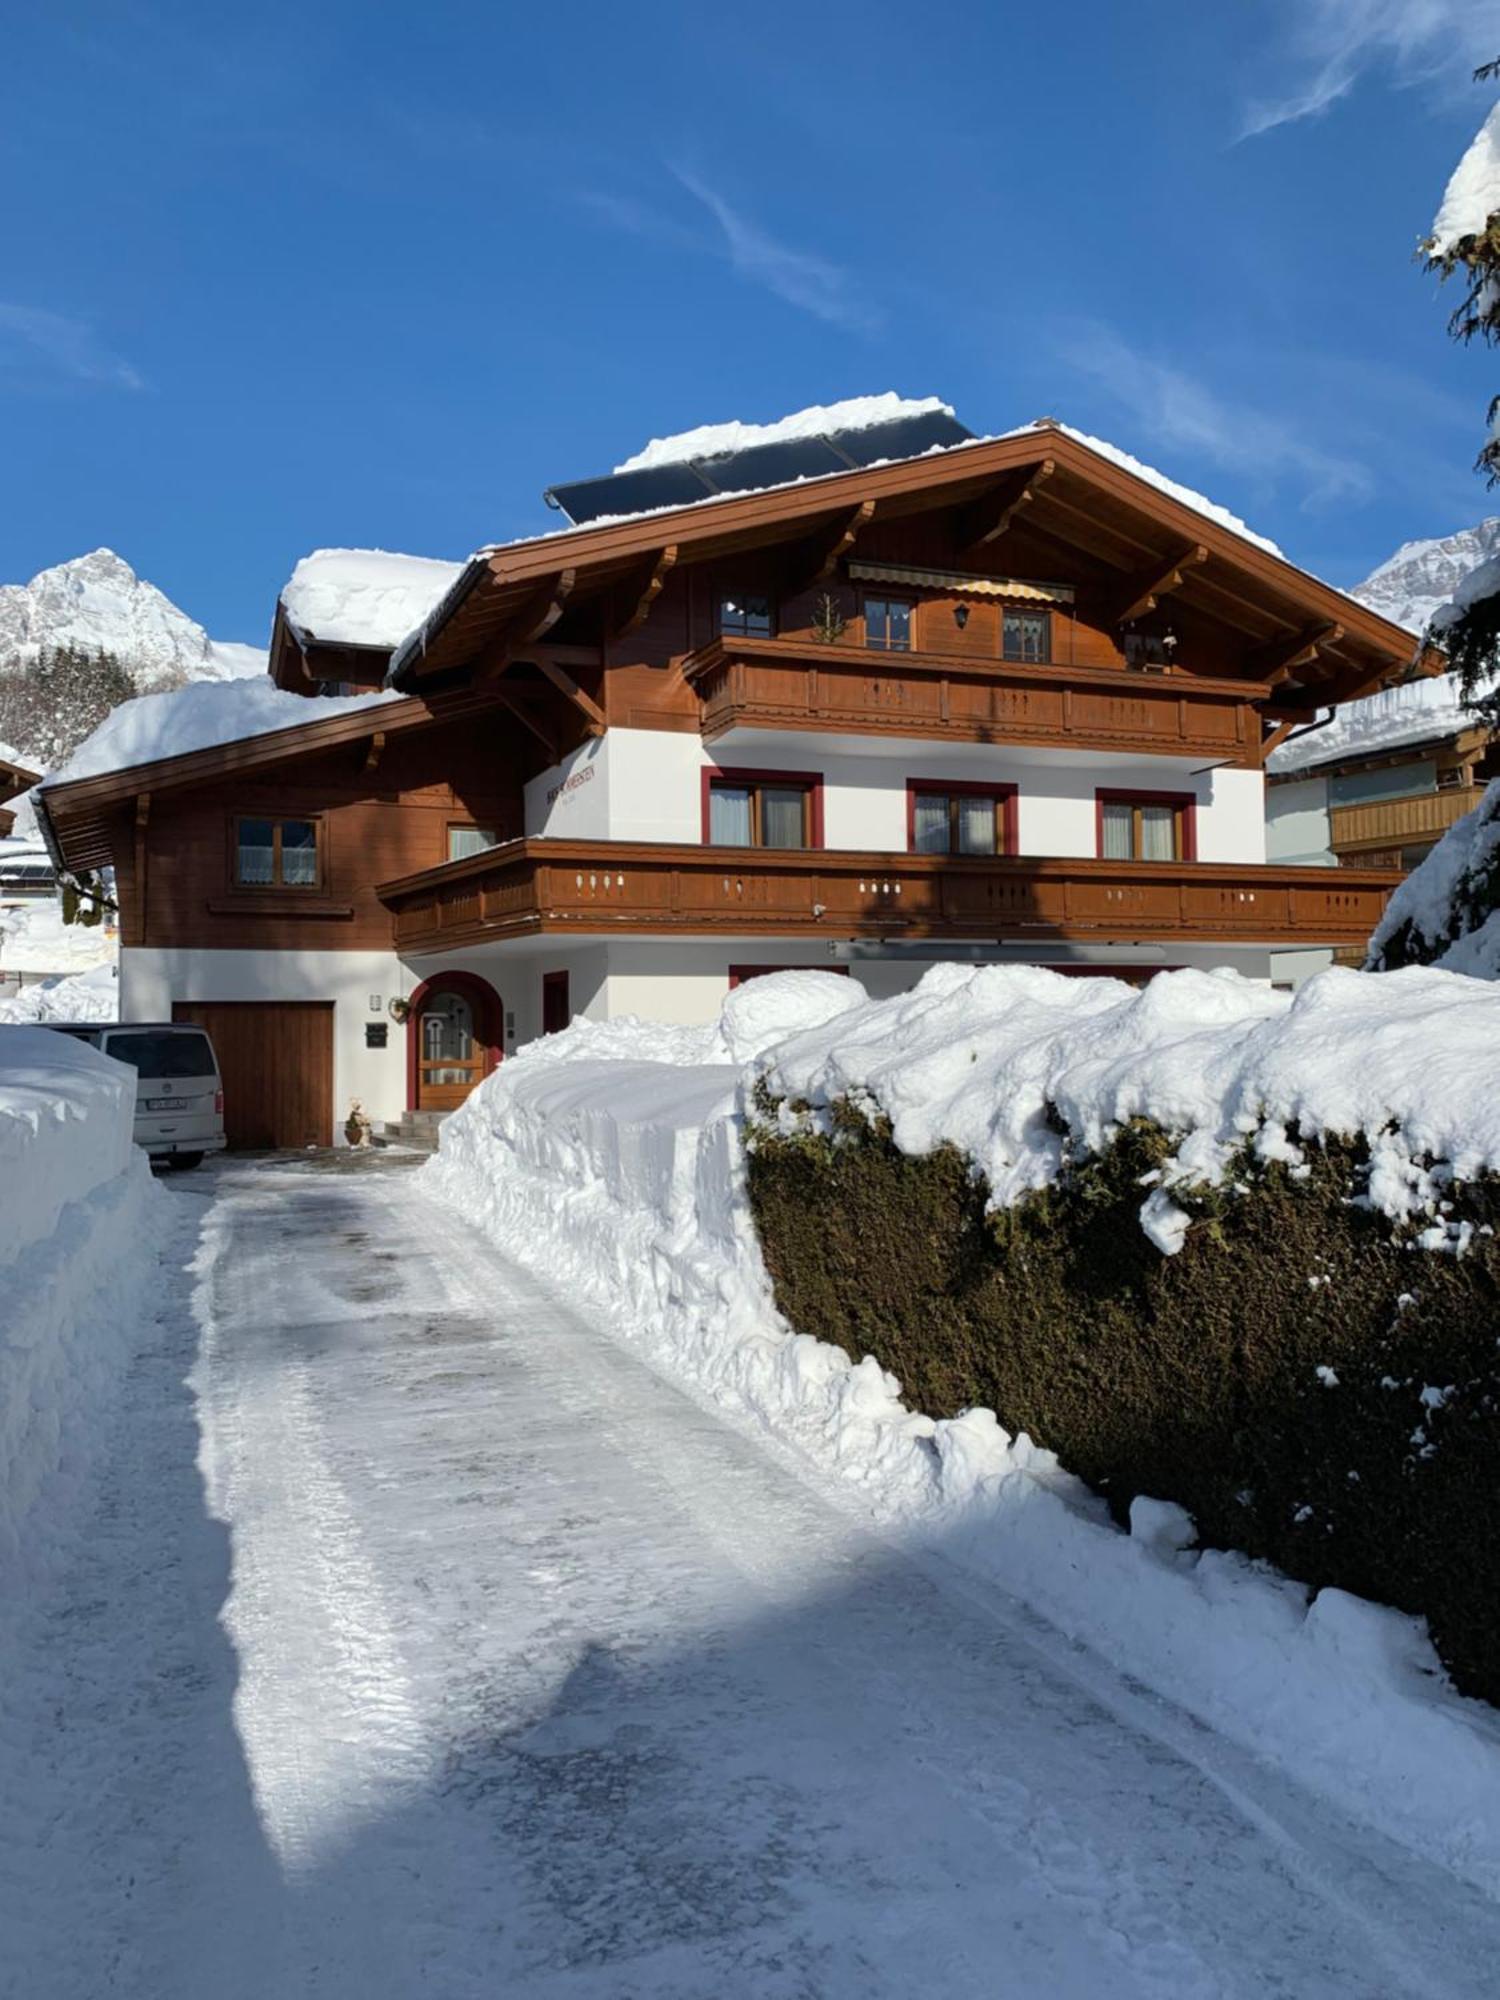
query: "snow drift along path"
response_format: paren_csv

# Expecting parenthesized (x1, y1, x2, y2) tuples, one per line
(6, 1150, 1500, 1999)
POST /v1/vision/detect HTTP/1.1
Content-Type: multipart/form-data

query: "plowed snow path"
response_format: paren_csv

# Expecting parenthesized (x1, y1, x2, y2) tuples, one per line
(6, 1152, 1500, 1998)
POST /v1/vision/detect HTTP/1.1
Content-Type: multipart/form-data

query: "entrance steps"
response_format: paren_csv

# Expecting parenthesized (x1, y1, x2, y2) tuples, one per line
(380, 1110, 449, 1154)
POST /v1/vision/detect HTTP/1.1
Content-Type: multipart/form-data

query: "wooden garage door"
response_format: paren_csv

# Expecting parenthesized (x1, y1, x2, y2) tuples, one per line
(172, 1001, 333, 1151)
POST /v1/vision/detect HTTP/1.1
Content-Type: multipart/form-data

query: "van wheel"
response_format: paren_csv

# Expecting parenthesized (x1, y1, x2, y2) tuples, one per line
(172, 1152, 205, 1171)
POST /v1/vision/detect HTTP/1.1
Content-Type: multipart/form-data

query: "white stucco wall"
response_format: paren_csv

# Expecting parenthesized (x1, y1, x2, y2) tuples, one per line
(120, 946, 406, 1131)
(525, 727, 1269, 863)
(1265, 775, 1335, 866)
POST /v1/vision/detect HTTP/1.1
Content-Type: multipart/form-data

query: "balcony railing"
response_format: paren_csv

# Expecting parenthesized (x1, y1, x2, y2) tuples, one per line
(1329, 785, 1481, 855)
(380, 838, 1397, 955)
(684, 636, 1268, 763)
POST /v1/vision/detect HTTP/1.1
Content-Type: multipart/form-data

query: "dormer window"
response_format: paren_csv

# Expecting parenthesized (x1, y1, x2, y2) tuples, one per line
(1003, 610, 1049, 663)
(718, 593, 774, 638)
(865, 596, 913, 652)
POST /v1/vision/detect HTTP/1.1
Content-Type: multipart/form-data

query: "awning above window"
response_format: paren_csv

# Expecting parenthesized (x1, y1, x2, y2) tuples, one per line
(847, 560, 1075, 604)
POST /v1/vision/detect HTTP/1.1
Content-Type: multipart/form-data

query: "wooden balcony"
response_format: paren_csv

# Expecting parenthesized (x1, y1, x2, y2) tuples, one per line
(380, 838, 1397, 955)
(1330, 785, 1481, 856)
(684, 636, 1268, 764)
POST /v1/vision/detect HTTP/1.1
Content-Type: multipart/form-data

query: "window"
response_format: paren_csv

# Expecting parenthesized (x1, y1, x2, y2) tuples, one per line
(907, 782, 1016, 857)
(447, 824, 498, 861)
(703, 767, 821, 848)
(1096, 792, 1194, 862)
(864, 596, 913, 652)
(1003, 610, 1050, 663)
(717, 592, 774, 638)
(234, 816, 319, 888)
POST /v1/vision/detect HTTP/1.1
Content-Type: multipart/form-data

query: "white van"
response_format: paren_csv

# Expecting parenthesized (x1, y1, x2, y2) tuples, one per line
(39, 1021, 227, 1168)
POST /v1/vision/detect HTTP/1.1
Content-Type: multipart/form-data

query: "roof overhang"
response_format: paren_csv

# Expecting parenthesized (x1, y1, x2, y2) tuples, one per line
(385, 425, 1436, 706)
(36, 689, 495, 874)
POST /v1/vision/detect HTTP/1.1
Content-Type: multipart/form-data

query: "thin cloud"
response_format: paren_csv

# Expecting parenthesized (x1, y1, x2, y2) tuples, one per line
(0, 304, 144, 392)
(579, 172, 880, 335)
(1241, 0, 1500, 138)
(1058, 322, 1374, 510)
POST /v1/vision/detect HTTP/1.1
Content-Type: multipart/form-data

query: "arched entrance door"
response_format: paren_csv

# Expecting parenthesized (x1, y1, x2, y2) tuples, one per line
(407, 973, 502, 1113)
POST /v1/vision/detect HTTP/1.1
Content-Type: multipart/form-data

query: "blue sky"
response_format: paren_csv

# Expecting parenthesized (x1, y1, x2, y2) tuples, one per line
(3, 0, 1498, 645)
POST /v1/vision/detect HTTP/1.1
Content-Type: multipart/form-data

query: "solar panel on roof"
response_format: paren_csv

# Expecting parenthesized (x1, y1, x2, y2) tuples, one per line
(544, 410, 977, 525)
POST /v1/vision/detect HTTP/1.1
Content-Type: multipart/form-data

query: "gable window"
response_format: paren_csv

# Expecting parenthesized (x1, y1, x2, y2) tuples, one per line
(717, 592, 774, 638)
(1003, 609, 1050, 663)
(704, 767, 822, 849)
(908, 781, 1016, 857)
(234, 816, 319, 888)
(447, 824, 498, 862)
(864, 596, 913, 652)
(1096, 791, 1195, 863)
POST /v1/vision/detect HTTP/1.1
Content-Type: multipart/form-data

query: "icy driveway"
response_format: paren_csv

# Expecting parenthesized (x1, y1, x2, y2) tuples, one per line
(7, 1152, 1500, 1998)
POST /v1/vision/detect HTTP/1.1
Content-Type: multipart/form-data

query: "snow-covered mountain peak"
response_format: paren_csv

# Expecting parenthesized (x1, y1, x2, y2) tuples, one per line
(0, 548, 265, 689)
(1353, 518, 1500, 636)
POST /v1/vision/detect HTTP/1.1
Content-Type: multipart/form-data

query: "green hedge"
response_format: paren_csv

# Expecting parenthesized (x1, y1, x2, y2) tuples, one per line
(746, 1094, 1500, 1703)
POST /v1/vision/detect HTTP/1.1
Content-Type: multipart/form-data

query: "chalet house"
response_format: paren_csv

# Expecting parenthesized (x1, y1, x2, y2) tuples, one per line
(34, 404, 1430, 1150)
(0, 746, 40, 840)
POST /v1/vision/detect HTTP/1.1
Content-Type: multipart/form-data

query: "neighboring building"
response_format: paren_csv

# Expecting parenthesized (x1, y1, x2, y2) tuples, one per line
(0, 744, 39, 839)
(1266, 672, 1495, 971)
(34, 405, 1426, 1147)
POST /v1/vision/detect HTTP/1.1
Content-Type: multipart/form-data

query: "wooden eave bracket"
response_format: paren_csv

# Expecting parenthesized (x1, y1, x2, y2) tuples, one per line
(786, 500, 876, 594)
(1112, 543, 1208, 625)
(956, 459, 1055, 558)
(494, 691, 559, 763)
(476, 567, 579, 684)
(614, 545, 678, 638)
(1252, 622, 1343, 686)
(362, 729, 386, 774)
(531, 656, 607, 736)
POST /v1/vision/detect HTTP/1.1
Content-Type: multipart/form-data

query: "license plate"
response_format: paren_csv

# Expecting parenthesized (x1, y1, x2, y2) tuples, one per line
(147, 1096, 189, 1111)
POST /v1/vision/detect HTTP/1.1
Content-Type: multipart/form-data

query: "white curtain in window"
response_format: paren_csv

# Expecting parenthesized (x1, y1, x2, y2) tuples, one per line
(912, 794, 949, 853)
(281, 821, 318, 884)
(1140, 804, 1176, 861)
(956, 796, 996, 855)
(1100, 800, 1134, 860)
(709, 784, 753, 845)
(448, 825, 496, 861)
(237, 820, 275, 885)
(760, 786, 806, 848)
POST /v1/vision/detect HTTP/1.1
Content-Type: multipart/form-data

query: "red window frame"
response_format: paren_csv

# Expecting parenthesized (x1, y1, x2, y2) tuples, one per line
(1094, 789, 1197, 862)
(905, 779, 1019, 856)
(701, 765, 825, 849)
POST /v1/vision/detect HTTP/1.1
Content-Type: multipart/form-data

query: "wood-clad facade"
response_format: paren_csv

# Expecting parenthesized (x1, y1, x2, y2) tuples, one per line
(36, 419, 1433, 1141)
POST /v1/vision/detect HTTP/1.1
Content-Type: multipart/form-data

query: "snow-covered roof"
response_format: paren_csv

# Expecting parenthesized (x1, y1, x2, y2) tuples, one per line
(1267, 673, 1485, 777)
(42, 679, 400, 789)
(1432, 101, 1500, 257)
(279, 548, 464, 652)
(1038, 423, 1281, 558)
(614, 393, 954, 474)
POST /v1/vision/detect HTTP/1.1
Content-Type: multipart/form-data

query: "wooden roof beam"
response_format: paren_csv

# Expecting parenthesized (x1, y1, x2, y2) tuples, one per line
(955, 459, 1055, 559)
(361, 729, 386, 774)
(613, 545, 678, 639)
(528, 656, 607, 736)
(495, 691, 559, 763)
(1250, 622, 1343, 686)
(1112, 543, 1208, 625)
(475, 568, 578, 684)
(785, 500, 876, 595)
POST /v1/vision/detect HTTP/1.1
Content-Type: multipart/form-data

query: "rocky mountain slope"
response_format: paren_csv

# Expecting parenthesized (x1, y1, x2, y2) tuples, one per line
(0, 549, 264, 691)
(1352, 518, 1500, 635)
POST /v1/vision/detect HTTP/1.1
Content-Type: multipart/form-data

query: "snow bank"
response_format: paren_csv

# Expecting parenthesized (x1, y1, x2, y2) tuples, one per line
(0, 962, 118, 1025)
(280, 548, 463, 651)
(614, 393, 954, 472)
(1432, 100, 1500, 257)
(0, 1027, 163, 1580)
(42, 678, 399, 786)
(1368, 778, 1500, 980)
(757, 962, 1500, 1244)
(424, 969, 1500, 1894)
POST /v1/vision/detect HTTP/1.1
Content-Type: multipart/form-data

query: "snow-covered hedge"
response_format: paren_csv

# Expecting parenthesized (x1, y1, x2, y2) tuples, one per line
(0, 1027, 163, 1579)
(1367, 776, 1500, 978)
(423, 966, 1500, 1896)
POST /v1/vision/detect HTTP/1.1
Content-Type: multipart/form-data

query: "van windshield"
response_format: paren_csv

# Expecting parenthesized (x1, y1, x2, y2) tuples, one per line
(105, 1031, 216, 1077)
